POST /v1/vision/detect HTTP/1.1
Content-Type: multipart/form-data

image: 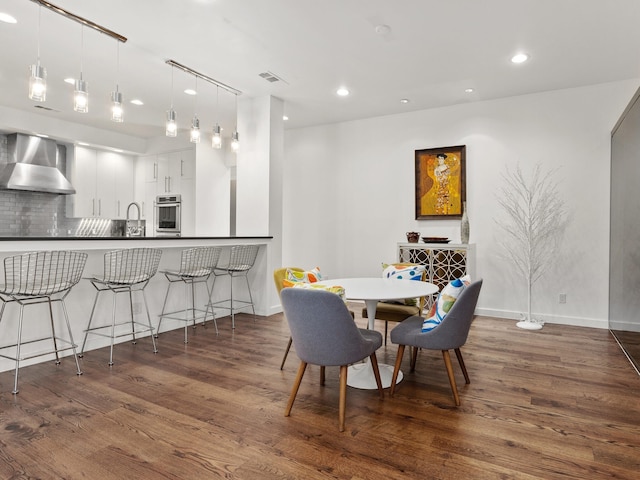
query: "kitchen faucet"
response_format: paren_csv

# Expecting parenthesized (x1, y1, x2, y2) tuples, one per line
(126, 202, 141, 222)
(126, 202, 142, 236)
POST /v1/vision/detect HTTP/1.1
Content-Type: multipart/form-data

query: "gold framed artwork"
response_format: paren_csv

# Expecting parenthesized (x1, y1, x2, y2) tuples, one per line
(415, 145, 466, 219)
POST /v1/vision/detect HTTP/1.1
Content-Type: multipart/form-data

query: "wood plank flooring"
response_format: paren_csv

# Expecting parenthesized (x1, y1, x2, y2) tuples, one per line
(1, 307, 639, 479)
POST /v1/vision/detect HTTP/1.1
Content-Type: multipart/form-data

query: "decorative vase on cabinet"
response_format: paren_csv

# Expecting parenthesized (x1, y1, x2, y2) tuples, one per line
(461, 201, 470, 244)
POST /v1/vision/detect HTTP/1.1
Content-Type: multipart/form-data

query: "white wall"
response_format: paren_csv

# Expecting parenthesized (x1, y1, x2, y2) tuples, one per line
(195, 141, 231, 236)
(283, 80, 640, 328)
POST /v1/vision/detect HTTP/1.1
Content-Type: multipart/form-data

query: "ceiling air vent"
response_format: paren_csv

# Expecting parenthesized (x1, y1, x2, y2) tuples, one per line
(34, 105, 59, 112)
(259, 71, 287, 84)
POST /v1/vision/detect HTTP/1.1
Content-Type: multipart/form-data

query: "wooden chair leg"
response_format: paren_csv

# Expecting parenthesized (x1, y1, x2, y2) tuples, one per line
(410, 346, 418, 372)
(285, 361, 307, 417)
(320, 366, 326, 385)
(280, 336, 293, 370)
(339, 365, 348, 432)
(384, 321, 388, 346)
(442, 350, 460, 406)
(454, 348, 470, 384)
(390, 344, 405, 397)
(369, 353, 384, 399)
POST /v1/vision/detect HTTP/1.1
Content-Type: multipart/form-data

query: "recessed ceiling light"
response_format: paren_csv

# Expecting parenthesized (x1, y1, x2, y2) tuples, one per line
(464, 88, 474, 93)
(400, 98, 410, 104)
(336, 87, 350, 97)
(184, 89, 197, 95)
(36, 133, 49, 138)
(64, 77, 75, 85)
(0, 12, 17, 24)
(130, 99, 144, 106)
(77, 142, 90, 146)
(113, 149, 124, 153)
(511, 53, 529, 64)
(283, 115, 289, 121)
(374, 24, 391, 35)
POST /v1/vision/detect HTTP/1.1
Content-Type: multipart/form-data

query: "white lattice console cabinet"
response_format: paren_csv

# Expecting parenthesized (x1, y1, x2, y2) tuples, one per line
(397, 243, 476, 293)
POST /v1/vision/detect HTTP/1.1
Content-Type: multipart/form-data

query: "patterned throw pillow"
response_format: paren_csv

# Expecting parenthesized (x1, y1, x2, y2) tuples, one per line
(282, 267, 322, 288)
(421, 275, 471, 332)
(382, 263, 426, 306)
(290, 282, 347, 302)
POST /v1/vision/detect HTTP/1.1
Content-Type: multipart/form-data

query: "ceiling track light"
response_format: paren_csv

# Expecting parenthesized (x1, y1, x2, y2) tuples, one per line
(28, 5, 46, 102)
(231, 93, 239, 153)
(190, 76, 200, 143)
(165, 59, 241, 95)
(73, 25, 88, 113)
(27, 1, 126, 116)
(29, 0, 127, 43)
(212, 86, 222, 149)
(166, 65, 177, 137)
(111, 40, 123, 122)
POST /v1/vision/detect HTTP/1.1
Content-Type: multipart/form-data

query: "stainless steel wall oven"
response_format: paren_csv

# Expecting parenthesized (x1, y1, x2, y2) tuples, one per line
(155, 194, 181, 236)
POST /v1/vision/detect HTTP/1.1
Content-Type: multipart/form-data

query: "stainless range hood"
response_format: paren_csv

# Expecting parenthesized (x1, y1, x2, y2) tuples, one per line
(0, 133, 76, 195)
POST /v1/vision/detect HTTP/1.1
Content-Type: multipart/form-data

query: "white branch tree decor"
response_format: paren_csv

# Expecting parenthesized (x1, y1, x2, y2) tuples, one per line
(495, 163, 567, 330)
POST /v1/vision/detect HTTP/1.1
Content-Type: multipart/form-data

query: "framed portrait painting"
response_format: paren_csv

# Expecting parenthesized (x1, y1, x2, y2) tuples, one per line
(415, 145, 466, 219)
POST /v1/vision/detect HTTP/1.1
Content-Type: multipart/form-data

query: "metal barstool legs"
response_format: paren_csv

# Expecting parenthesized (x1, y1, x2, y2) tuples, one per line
(156, 246, 221, 342)
(0, 251, 87, 395)
(79, 248, 161, 366)
(210, 245, 259, 329)
(80, 282, 158, 366)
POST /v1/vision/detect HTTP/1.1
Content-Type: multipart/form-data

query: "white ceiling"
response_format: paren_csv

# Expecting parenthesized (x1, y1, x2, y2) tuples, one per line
(1, 0, 640, 141)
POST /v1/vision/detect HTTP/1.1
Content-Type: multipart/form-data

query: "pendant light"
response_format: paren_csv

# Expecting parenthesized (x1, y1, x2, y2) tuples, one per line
(28, 5, 46, 102)
(231, 93, 239, 152)
(73, 25, 88, 113)
(110, 40, 123, 122)
(211, 86, 222, 149)
(165, 65, 177, 137)
(190, 76, 200, 143)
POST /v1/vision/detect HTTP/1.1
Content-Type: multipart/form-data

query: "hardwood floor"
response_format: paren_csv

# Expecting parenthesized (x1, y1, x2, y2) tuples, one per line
(1, 307, 639, 479)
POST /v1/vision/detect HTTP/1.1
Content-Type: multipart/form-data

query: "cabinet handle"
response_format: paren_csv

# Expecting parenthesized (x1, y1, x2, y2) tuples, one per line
(92, 198, 95, 216)
(154, 162, 158, 180)
(142, 201, 145, 218)
(117, 200, 120, 217)
(98, 199, 102, 216)
(181, 159, 184, 176)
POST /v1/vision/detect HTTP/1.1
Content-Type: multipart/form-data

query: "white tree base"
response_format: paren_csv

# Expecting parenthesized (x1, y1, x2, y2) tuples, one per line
(516, 320, 543, 330)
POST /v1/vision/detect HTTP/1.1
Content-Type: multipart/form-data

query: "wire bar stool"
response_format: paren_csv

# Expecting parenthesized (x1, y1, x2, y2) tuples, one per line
(156, 246, 222, 343)
(80, 248, 162, 366)
(210, 244, 259, 329)
(0, 250, 88, 394)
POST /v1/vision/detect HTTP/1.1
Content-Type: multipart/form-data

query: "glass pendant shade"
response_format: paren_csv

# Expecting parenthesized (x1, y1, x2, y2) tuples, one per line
(166, 108, 177, 137)
(28, 63, 47, 102)
(190, 116, 201, 143)
(212, 124, 222, 149)
(110, 90, 123, 122)
(231, 131, 239, 152)
(74, 78, 88, 113)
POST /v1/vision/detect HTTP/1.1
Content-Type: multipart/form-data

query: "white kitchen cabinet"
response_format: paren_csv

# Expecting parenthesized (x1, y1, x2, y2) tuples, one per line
(70, 146, 134, 219)
(72, 147, 98, 218)
(142, 148, 195, 195)
(112, 154, 134, 219)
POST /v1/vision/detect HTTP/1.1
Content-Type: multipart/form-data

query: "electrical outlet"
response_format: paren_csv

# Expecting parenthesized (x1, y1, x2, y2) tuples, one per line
(559, 293, 567, 304)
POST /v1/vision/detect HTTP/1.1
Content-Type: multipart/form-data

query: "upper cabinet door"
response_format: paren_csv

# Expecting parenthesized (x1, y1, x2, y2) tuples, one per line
(71, 146, 98, 218)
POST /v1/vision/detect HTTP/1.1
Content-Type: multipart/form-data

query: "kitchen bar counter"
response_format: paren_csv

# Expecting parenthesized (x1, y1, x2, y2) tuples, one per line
(0, 236, 276, 373)
(0, 235, 273, 241)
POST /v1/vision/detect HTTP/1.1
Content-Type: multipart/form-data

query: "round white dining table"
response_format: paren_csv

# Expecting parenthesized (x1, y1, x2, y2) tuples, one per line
(316, 277, 439, 389)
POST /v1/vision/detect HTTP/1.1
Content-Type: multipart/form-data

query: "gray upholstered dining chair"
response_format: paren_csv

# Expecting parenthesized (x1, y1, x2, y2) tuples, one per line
(280, 287, 384, 432)
(389, 279, 483, 406)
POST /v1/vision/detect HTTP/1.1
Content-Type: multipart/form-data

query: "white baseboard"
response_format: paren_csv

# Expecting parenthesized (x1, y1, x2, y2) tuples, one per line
(475, 307, 609, 329)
